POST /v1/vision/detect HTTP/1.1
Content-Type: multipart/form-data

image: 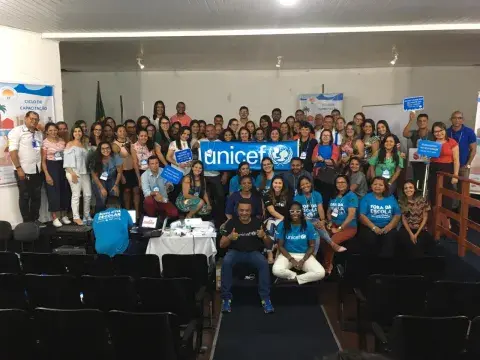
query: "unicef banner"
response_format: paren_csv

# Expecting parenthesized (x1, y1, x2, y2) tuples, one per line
(471, 91, 480, 195)
(0, 82, 55, 185)
(298, 93, 344, 124)
(199, 141, 299, 171)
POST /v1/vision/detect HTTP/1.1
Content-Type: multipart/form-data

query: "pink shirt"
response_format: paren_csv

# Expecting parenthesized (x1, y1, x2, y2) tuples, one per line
(170, 114, 192, 127)
(42, 138, 66, 161)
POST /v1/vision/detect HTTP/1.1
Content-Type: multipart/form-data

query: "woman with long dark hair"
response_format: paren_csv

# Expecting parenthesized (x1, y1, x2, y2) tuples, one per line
(105, 117, 116, 130)
(175, 160, 212, 218)
(269, 128, 281, 142)
(397, 180, 434, 257)
(345, 156, 368, 198)
(152, 100, 166, 129)
(272, 201, 326, 284)
(220, 128, 235, 142)
(255, 157, 276, 196)
(136, 115, 151, 132)
(132, 129, 156, 187)
(170, 122, 180, 138)
(376, 120, 400, 145)
(361, 119, 379, 162)
(167, 126, 192, 175)
(340, 121, 364, 171)
(91, 141, 123, 212)
(359, 177, 401, 257)
(227, 118, 240, 136)
(89, 122, 103, 149)
(368, 134, 404, 194)
(353, 112, 366, 134)
(280, 122, 293, 141)
(259, 115, 272, 137)
(245, 121, 256, 137)
(102, 124, 115, 143)
(155, 116, 173, 156)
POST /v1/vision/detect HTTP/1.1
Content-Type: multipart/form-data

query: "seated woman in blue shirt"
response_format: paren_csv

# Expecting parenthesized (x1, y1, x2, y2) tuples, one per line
(359, 176, 401, 257)
(255, 157, 276, 196)
(91, 141, 123, 213)
(229, 161, 255, 194)
(225, 175, 263, 220)
(294, 176, 346, 255)
(272, 201, 326, 285)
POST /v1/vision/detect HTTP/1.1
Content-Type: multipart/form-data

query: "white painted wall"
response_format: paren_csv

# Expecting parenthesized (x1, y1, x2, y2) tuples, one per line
(62, 66, 480, 128)
(0, 26, 64, 226)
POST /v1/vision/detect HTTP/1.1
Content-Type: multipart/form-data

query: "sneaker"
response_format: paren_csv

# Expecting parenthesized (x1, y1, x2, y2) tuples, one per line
(221, 299, 232, 313)
(86, 216, 93, 226)
(34, 220, 46, 228)
(261, 298, 274, 314)
(61, 216, 71, 225)
(52, 218, 63, 228)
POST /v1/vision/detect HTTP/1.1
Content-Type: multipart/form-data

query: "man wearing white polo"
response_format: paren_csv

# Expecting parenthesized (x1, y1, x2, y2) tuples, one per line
(8, 111, 45, 226)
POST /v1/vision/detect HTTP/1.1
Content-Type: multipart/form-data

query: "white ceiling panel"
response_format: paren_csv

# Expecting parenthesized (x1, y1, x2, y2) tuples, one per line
(1, 0, 480, 33)
(59, 31, 480, 71)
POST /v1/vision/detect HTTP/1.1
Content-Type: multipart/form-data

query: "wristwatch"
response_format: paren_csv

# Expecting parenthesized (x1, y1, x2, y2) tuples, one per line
(338, 226, 343, 231)
(372, 226, 377, 232)
(466, 165, 471, 169)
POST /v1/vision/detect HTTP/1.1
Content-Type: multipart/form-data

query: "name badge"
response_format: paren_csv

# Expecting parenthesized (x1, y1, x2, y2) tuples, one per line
(54, 151, 63, 160)
(153, 187, 160, 192)
(300, 152, 307, 160)
(341, 152, 348, 158)
(294, 189, 298, 196)
(331, 208, 339, 218)
(194, 192, 199, 197)
(100, 171, 108, 181)
(141, 159, 148, 166)
(382, 169, 391, 179)
(32, 140, 40, 149)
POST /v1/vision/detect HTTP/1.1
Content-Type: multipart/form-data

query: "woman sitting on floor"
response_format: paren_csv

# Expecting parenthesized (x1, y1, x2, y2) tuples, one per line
(359, 176, 401, 257)
(272, 201, 326, 285)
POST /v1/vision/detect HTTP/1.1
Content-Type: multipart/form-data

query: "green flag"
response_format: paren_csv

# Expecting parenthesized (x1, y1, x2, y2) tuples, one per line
(95, 81, 105, 122)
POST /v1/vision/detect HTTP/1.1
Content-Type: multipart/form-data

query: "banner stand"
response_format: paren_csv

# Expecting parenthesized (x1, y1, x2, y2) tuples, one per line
(422, 160, 430, 198)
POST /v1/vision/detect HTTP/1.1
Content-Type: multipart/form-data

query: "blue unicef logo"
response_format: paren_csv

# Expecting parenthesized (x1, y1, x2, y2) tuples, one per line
(269, 145, 293, 166)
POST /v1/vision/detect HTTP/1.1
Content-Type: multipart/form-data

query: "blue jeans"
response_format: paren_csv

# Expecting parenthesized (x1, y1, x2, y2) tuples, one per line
(221, 249, 270, 301)
(92, 177, 116, 213)
(310, 219, 333, 254)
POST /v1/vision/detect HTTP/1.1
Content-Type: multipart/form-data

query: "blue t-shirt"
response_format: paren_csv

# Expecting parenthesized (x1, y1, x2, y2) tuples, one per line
(255, 174, 274, 195)
(93, 208, 133, 257)
(294, 191, 323, 220)
(229, 175, 255, 194)
(447, 125, 476, 166)
(225, 191, 263, 218)
(102, 154, 123, 179)
(359, 192, 401, 228)
(328, 191, 359, 227)
(275, 221, 316, 254)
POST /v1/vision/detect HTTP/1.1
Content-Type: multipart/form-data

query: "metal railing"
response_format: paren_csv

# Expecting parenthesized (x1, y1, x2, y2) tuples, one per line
(434, 171, 480, 257)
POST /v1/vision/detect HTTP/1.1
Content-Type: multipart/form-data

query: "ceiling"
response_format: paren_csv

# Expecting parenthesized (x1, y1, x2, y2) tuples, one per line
(2, 0, 480, 71)
(2, 0, 480, 33)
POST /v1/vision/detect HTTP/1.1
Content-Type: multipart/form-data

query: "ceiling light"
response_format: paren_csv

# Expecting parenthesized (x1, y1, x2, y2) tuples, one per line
(390, 45, 399, 66)
(278, 0, 299, 6)
(276, 56, 283, 68)
(137, 57, 145, 70)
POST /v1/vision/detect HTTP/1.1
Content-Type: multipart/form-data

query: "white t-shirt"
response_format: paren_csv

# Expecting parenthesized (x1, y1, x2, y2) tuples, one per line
(8, 125, 42, 174)
(199, 139, 220, 177)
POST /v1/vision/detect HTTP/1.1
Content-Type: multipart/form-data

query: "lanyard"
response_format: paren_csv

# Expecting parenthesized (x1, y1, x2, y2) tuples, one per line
(448, 128, 463, 144)
(300, 139, 311, 152)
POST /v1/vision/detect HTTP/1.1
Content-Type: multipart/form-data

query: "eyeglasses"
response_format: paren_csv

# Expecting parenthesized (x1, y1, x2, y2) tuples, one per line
(433, 130, 445, 134)
(289, 210, 302, 214)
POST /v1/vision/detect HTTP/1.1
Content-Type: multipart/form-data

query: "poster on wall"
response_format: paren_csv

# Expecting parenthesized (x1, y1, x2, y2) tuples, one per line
(0, 82, 55, 185)
(298, 93, 344, 124)
(471, 91, 480, 195)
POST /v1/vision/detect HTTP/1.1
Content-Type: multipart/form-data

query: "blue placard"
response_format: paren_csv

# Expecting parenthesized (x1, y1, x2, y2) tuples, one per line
(174, 148, 193, 164)
(417, 140, 441, 158)
(199, 141, 299, 171)
(403, 96, 424, 111)
(160, 165, 184, 185)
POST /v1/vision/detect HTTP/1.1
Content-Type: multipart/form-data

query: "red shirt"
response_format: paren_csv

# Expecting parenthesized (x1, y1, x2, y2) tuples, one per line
(431, 138, 458, 164)
(170, 114, 192, 127)
(271, 121, 281, 129)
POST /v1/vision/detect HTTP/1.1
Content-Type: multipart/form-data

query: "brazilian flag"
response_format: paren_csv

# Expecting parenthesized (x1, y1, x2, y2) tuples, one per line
(95, 81, 105, 122)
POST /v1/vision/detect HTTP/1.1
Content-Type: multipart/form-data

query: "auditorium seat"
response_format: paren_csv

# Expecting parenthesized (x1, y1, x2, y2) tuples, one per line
(372, 315, 469, 360)
(467, 316, 480, 360)
(137, 277, 204, 353)
(113, 254, 161, 278)
(0, 309, 35, 360)
(0, 273, 28, 310)
(108, 311, 195, 360)
(25, 274, 82, 309)
(356, 274, 427, 350)
(20, 252, 66, 275)
(60, 254, 96, 277)
(0, 252, 21, 273)
(80, 275, 138, 312)
(426, 281, 480, 319)
(0, 221, 13, 251)
(13, 222, 39, 252)
(34, 307, 112, 360)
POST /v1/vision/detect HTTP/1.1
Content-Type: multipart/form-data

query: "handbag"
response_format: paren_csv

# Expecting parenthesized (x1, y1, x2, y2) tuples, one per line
(314, 165, 339, 184)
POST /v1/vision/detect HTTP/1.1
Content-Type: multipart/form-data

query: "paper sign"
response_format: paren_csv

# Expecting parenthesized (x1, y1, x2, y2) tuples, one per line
(408, 148, 429, 163)
(160, 165, 184, 185)
(141, 216, 157, 229)
(417, 140, 441, 158)
(403, 96, 424, 112)
(174, 148, 193, 164)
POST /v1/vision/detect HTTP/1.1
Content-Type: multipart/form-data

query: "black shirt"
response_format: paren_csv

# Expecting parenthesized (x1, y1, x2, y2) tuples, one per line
(263, 193, 289, 218)
(225, 217, 264, 252)
(299, 138, 318, 172)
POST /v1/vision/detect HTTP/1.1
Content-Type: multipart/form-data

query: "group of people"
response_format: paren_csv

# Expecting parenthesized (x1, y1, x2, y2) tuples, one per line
(7, 102, 477, 314)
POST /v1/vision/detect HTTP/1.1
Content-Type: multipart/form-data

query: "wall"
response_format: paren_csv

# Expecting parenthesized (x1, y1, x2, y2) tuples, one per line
(0, 26, 64, 226)
(62, 66, 480, 128)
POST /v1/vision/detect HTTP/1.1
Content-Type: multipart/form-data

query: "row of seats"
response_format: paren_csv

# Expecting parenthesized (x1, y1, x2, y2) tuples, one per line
(0, 221, 40, 252)
(0, 308, 195, 360)
(0, 273, 205, 354)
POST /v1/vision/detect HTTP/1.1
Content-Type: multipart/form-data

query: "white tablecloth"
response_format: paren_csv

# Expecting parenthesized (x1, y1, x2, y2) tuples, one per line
(146, 233, 217, 271)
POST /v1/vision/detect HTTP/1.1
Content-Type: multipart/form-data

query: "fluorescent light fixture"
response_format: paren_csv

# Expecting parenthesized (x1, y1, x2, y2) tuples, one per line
(42, 23, 480, 40)
(278, 0, 299, 6)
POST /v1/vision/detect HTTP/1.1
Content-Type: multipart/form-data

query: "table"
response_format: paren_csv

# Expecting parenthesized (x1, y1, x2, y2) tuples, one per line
(146, 232, 217, 271)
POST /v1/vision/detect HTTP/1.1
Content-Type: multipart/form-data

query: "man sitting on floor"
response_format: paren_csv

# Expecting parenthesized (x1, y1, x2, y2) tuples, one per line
(92, 196, 134, 257)
(219, 198, 274, 314)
